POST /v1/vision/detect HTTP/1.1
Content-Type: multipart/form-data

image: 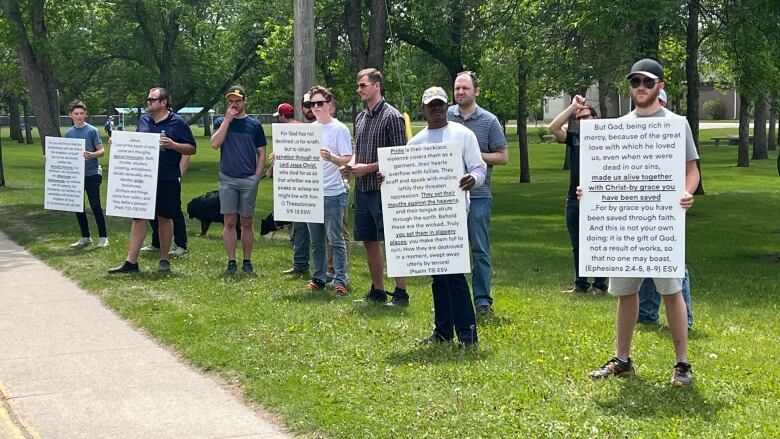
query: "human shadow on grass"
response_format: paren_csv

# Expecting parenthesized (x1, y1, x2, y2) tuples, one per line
(592, 376, 726, 421)
(348, 302, 412, 319)
(635, 322, 710, 341)
(385, 343, 489, 365)
(103, 270, 184, 281)
(281, 288, 343, 304)
(476, 314, 512, 328)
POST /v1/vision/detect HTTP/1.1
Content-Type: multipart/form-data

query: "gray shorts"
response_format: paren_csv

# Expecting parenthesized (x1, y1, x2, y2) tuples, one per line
(609, 277, 683, 296)
(218, 172, 259, 217)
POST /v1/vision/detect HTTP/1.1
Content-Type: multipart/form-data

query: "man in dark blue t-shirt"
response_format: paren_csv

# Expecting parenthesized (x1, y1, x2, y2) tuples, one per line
(211, 85, 267, 274)
(109, 87, 197, 274)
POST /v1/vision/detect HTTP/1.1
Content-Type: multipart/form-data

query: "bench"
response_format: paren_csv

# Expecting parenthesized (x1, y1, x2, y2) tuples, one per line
(711, 135, 752, 147)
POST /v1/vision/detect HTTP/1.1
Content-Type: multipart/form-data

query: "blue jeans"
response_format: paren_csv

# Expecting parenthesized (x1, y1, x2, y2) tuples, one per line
(308, 192, 348, 287)
(565, 197, 607, 290)
(431, 273, 478, 343)
(638, 267, 693, 328)
(291, 222, 310, 270)
(468, 198, 493, 307)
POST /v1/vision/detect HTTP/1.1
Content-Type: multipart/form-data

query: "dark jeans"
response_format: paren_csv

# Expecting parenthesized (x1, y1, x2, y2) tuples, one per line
(638, 267, 694, 328)
(431, 274, 478, 343)
(150, 210, 188, 249)
(75, 174, 107, 238)
(565, 197, 607, 290)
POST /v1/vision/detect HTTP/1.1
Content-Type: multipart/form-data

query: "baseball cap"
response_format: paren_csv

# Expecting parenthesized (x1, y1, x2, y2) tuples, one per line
(659, 89, 668, 103)
(273, 103, 294, 117)
(302, 93, 311, 103)
(626, 58, 664, 80)
(422, 86, 448, 105)
(225, 85, 247, 99)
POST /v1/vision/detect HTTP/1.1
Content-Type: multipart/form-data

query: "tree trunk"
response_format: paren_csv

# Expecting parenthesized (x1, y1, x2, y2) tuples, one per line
(517, 63, 530, 183)
(597, 79, 609, 118)
(686, 0, 704, 194)
(635, 19, 660, 59)
(203, 113, 211, 136)
(752, 91, 769, 159)
(294, 0, 315, 120)
(8, 97, 22, 142)
(22, 101, 33, 145)
(737, 97, 751, 167)
(0, 128, 5, 186)
(768, 99, 777, 151)
(366, 0, 387, 70)
(1, 0, 62, 153)
(344, 0, 367, 69)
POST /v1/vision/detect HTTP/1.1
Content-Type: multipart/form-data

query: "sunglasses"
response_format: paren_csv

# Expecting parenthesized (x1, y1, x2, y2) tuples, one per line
(303, 100, 329, 109)
(146, 97, 161, 102)
(357, 82, 376, 89)
(629, 77, 658, 89)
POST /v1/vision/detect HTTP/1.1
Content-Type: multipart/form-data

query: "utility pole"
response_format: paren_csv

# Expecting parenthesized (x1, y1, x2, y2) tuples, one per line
(294, 0, 315, 120)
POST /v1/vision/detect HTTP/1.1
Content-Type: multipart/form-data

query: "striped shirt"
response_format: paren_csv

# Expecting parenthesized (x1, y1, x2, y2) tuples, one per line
(354, 99, 407, 192)
(447, 104, 507, 199)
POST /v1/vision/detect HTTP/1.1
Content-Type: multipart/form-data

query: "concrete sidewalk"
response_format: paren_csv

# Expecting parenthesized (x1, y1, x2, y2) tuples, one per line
(0, 232, 292, 439)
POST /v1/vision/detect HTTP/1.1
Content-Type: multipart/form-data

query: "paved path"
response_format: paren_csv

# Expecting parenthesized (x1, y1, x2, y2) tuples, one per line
(0, 232, 292, 439)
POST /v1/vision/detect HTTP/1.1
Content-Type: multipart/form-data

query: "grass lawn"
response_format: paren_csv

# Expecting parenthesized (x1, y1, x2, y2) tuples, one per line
(1, 125, 779, 437)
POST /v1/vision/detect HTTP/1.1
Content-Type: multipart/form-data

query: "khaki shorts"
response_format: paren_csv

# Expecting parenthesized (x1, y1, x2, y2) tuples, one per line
(608, 277, 683, 296)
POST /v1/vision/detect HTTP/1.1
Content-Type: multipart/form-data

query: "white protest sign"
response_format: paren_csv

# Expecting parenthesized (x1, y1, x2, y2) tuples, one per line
(579, 117, 686, 278)
(272, 123, 324, 223)
(44, 137, 85, 212)
(106, 131, 160, 219)
(378, 143, 470, 278)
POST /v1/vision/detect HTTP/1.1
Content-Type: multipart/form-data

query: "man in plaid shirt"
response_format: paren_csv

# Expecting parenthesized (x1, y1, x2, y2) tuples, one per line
(343, 68, 409, 306)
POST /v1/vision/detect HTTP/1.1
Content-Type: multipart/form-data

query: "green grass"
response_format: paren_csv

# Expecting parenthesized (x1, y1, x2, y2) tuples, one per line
(1, 125, 779, 437)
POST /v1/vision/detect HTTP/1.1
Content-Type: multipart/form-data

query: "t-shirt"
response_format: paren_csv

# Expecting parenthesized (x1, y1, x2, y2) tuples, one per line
(447, 105, 507, 199)
(213, 116, 267, 178)
(621, 107, 699, 161)
(137, 111, 197, 181)
(317, 118, 352, 196)
(407, 122, 487, 191)
(65, 123, 103, 177)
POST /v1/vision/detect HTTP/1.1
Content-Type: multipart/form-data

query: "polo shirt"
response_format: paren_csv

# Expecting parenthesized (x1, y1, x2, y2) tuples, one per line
(137, 111, 197, 181)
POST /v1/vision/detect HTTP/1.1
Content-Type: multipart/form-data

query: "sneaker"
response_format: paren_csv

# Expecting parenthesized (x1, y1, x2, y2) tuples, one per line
(140, 244, 159, 252)
(70, 237, 92, 249)
(96, 237, 109, 248)
(307, 279, 326, 291)
(562, 285, 588, 294)
(358, 287, 388, 304)
(225, 260, 237, 274)
(418, 332, 449, 345)
(671, 362, 693, 387)
(333, 285, 349, 297)
(476, 304, 494, 317)
(589, 285, 608, 294)
(169, 246, 188, 257)
(282, 267, 307, 275)
(107, 261, 139, 274)
(242, 261, 254, 274)
(385, 288, 409, 307)
(589, 357, 635, 379)
(158, 260, 171, 272)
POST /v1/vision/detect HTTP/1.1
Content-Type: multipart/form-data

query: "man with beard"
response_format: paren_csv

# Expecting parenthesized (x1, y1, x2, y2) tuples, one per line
(447, 71, 508, 317)
(583, 59, 699, 386)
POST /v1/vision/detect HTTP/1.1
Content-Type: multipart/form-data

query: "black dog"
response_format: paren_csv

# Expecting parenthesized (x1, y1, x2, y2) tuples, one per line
(186, 190, 241, 239)
(260, 211, 292, 236)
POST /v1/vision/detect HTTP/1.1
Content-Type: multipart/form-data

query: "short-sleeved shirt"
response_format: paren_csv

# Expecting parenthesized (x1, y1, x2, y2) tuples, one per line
(565, 131, 581, 200)
(213, 116, 267, 178)
(407, 122, 487, 189)
(447, 105, 507, 199)
(137, 111, 197, 181)
(621, 108, 699, 161)
(353, 99, 407, 192)
(318, 118, 353, 196)
(65, 123, 103, 177)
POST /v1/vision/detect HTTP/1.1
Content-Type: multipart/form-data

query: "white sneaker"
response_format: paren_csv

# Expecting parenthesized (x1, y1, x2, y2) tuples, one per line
(96, 237, 109, 248)
(70, 237, 92, 249)
(169, 246, 188, 257)
(140, 244, 159, 252)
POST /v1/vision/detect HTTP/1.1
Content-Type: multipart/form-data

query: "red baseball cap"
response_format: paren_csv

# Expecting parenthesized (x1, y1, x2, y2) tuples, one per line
(273, 103, 294, 118)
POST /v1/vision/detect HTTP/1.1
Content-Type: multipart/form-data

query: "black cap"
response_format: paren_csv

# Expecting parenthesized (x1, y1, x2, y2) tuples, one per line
(627, 58, 664, 80)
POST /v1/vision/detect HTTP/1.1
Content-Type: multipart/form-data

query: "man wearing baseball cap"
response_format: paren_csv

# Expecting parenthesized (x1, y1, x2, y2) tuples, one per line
(273, 103, 296, 123)
(211, 85, 267, 274)
(406, 86, 487, 347)
(584, 59, 700, 386)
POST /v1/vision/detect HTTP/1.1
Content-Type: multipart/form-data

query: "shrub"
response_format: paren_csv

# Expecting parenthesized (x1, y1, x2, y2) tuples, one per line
(704, 99, 726, 120)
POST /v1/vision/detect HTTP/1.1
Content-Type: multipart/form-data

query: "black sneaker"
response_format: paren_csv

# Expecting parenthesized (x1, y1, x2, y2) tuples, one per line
(357, 286, 388, 303)
(225, 260, 237, 274)
(242, 260, 254, 274)
(476, 304, 494, 318)
(589, 357, 635, 379)
(158, 260, 171, 272)
(385, 288, 409, 307)
(108, 261, 139, 274)
(418, 332, 449, 345)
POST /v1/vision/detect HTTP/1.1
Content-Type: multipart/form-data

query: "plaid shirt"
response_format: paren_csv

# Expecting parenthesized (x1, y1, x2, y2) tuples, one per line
(353, 99, 407, 192)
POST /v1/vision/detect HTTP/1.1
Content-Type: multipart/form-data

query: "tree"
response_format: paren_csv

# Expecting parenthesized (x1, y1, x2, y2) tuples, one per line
(752, 90, 769, 159)
(344, 0, 387, 70)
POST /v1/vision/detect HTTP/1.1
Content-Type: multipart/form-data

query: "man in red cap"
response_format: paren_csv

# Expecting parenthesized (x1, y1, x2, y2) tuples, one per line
(273, 103, 296, 123)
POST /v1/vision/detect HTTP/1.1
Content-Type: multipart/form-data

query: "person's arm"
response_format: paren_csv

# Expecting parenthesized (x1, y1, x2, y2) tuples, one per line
(255, 146, 266, 177)
(460, 133, 487, 191)
(483, 118, 508, 165)
(550, 95, 586, 143)
(681, 160, 700, 209)
(179, 154, 191, 175)
(211, 108, 237, 149)
(482, 149, 508, 165)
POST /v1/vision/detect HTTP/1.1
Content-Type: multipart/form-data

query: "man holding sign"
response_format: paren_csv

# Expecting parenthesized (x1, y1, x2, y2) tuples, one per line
(581, 59, 699, 386)
(108, 87, 196, 274)
(406, 86, 486, 347)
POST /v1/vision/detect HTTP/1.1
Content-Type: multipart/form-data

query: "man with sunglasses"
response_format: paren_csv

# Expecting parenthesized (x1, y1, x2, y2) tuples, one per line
(210, 85, 267, 274)
(447, 71, 508, 317)
(550, 96, 608, 295)
(344, 68, 409, 306)
(585, 59, 699, 387)
(108, 87, 196, 274)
